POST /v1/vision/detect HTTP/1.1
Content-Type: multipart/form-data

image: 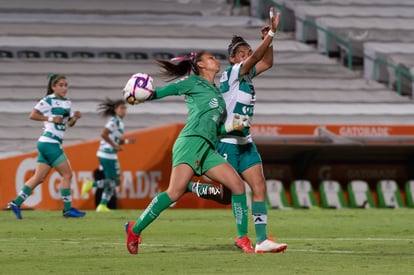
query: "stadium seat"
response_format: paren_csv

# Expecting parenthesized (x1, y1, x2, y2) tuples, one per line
(0, 50, 13, 58)
(265, 179, 290, 209)
(319, 180, 347, 209)
(376, 180, 404, 208)
(45, 50, 69, 59)
(153, 52, 174, 59)
(290, 180, 317, 209)
(405, 180, 414, 208)
(17, 50, 41, 58)
(72, 51, 95, 58)
(347, 180, 375, 208)
(98, 51, 122, 59)
(125, 52, 149, 60)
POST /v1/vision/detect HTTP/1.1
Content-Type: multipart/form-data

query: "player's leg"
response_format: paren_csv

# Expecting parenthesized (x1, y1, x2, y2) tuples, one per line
(125, 163, 193, 254)
(189, 141, 238, 204)
(187, 180, 232, 204)
(52, 146, 85, 218)
(243, 164, 284, 252)
(96, 158, 119, 212)
(204, 158, 253, 253)
(8, 162, 51, 219)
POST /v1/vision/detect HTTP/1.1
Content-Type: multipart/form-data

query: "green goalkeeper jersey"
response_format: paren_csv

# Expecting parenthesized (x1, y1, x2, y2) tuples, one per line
(153, 74, 226, 146)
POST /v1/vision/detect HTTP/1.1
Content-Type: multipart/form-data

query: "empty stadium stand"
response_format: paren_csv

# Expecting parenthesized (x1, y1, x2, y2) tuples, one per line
(364, 43, 414, 96)
(1, 0, 414, 165)
(272, 0, 414, 96)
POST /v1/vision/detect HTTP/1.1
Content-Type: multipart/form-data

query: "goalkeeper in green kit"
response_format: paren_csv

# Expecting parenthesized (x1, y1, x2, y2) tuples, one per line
(125, 50, 255, 254)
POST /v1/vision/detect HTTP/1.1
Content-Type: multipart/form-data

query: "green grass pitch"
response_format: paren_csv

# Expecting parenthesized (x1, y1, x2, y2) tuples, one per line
(1, 208, 413, 274)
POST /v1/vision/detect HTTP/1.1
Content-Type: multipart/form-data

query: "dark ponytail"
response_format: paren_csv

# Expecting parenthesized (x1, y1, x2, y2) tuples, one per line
(228, 35, 250, 59)
(156, 51, 206, 81)
(46, 74, 66, 95)
(97, 97, 126, 117)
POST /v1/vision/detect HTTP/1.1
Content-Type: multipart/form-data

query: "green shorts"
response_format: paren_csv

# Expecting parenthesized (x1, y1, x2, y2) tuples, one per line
(37, 141, 67, 167)
(98, 157, 120, 182)
(216, 142, 262, 174)
(172, 136, 226, 176)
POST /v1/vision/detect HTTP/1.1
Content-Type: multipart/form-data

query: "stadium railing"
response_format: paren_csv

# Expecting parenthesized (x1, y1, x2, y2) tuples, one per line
(298, 18, 353, 70)
(373, 57, 414, 96)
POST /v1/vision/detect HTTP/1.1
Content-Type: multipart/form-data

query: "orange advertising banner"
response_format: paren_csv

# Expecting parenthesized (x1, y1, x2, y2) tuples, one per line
(0, 124, 226, 210)
(1, 123, 414, 210)
(251, 124, 414, 136)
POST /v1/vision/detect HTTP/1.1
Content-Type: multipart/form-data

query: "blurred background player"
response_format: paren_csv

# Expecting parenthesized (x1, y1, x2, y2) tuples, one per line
(125, 50, 254, 254)
(8, 74, 85, 219)
(189, 7, 288, 253)
(81, 98, 134, 212)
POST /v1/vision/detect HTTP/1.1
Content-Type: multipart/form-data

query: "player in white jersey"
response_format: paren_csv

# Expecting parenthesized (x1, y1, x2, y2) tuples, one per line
(8, 74, 85, 219)
(81, 98, 135, 212)
(189, 7, 287, 253)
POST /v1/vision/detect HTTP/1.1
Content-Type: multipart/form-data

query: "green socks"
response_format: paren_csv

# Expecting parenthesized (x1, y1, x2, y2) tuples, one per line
(252, 201, 268, 243)
(231, 193, 249, 238)
(61, 188, 72, 212)
(13, 185, 33, 206)
(132, 192, 173, 234)
(99, 179, 116, 206)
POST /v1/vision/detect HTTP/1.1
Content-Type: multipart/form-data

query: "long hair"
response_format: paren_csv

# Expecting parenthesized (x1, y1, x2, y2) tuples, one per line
(227, 35, 250, 59)
(46, 74, 66, 95)
(156, 51, 206, 81)
(97, 97, 126, 117)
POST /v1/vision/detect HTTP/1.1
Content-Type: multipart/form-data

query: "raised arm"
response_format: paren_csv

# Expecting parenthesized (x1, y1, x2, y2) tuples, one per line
(240, 7, 280, 76)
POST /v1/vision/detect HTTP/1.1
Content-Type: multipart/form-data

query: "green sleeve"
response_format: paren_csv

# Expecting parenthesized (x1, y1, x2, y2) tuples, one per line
(151, 77, 193, 100)
(152, 84, 179, 100)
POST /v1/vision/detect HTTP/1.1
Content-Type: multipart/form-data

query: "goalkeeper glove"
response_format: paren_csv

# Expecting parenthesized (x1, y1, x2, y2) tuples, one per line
(225, 114, 250, 133)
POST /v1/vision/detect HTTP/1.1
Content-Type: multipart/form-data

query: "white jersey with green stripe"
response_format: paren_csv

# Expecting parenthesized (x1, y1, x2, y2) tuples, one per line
(219, 62, 256, 145)
(35, 94, 73, 144)
(96, 115, 124, 160)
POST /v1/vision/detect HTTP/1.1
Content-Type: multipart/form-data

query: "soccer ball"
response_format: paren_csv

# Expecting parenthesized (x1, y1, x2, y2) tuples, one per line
(122, 73, 155, 104)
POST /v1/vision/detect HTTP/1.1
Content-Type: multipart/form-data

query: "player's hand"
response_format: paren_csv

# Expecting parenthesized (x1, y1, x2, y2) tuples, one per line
(114, 144, 122, 151)
(269, 7, 280, 33)
(225, 114, 250, 133)
(124, 137, 136, 145)
(73, 110, 81, 119)
(261, 25, 271, 40)
(126, 97, 142, 105)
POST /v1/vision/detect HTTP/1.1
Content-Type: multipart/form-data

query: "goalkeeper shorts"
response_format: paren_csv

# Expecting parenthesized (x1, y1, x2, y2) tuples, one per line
(172, 136, 226, 176)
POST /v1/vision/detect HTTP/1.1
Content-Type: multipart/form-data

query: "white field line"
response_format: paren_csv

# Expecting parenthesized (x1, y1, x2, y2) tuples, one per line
(1, 238, 413, 255)
(283, 238, 414, 241)
(1, 237, 414, 242)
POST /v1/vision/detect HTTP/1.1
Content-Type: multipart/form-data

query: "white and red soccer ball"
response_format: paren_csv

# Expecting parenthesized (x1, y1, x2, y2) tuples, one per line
(122, 73, 154, 104)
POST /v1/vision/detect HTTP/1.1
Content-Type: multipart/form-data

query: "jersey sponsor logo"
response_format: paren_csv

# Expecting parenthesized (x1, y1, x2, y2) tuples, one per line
(209, 98, 219, 108)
